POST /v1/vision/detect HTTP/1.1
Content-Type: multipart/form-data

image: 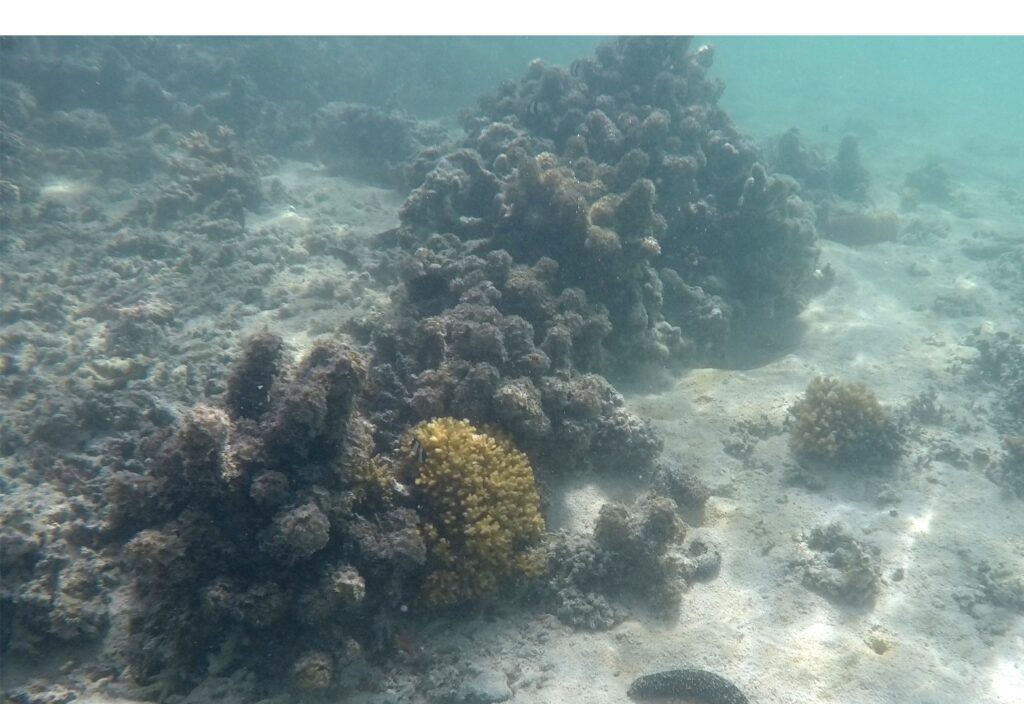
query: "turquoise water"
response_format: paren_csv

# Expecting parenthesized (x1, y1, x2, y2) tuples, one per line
(710, 36, 1024, 151)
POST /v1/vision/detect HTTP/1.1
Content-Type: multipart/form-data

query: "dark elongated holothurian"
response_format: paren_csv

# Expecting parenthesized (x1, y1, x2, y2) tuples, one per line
(627, 668, 749, 704)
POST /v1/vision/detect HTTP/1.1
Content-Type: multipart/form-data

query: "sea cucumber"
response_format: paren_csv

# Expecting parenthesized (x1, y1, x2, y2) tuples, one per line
(627, 668, 749, 704)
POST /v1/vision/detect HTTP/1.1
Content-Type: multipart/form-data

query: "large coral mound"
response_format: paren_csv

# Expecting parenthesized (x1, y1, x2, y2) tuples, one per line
(545, 495, 693, 630)
(789, 376, 903, 466)
(405, 417, 545, 606)
(397, 37, 820, 370)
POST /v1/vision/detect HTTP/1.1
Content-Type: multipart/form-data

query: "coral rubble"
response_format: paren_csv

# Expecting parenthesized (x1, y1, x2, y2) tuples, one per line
(902, 157, 957, 207)
(546, 496, 688, 629)
(0, 484, 113, 657)
(797, 523, 882, 607)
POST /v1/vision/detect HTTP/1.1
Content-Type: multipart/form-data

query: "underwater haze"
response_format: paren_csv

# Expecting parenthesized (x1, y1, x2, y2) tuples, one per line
(2, 35, 1024, 704)
(713, 37, 1024, 175)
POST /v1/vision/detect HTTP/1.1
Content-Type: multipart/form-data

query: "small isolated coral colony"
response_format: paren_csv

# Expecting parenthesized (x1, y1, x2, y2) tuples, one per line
(790, 376, 903, 467)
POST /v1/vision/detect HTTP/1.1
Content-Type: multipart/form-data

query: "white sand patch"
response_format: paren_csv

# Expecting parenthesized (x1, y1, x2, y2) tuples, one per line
(40, 178, 89, 202)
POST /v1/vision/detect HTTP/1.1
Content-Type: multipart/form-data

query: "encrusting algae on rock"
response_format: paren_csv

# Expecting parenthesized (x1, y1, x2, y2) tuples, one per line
(403, 417, 546, 606)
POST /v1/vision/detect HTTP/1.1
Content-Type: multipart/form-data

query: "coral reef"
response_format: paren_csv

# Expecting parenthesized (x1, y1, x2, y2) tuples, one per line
(953, 557, 1024, 641)
(109, 336, 551, 693)
(42, 108, 115, 148)
(796, 523, 882, 607)
(769, 129, 902, 250)
(0, 36, 905, 704)
(107, 329, 662, 692)
(402, 417, 545, 605)
(965, 560, 1024, 614)
(789, 376, 904, 467)
(771, 129, 870, 204)
(677, 532, 723, 582)
(149, 125, 263, 229)
(396, 37, 820, 370)
(771, 128, 831, 194)
(964, 330, 1024, 497)
(967, 329, 1024, 427)
(290, 650, 335, 692)
(650, 461, 712, 513)
(830, 134, 870, 202)
(974, 560, 1024, 613)
(902, 157, 956, 207)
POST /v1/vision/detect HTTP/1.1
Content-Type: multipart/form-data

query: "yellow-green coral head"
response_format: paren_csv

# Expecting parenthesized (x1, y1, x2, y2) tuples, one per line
(790, 376, 903, 466)
(404, 417, 545, 606)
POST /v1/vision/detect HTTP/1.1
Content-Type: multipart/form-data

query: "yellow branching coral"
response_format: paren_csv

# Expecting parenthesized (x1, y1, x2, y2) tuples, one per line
(404, 417, 545, 605)
(790, 376, 903, 466)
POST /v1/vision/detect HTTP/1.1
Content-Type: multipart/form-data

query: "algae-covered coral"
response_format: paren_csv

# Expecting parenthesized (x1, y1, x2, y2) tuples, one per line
(789, 376, 903, 466)
(404, 417, 545, 605)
